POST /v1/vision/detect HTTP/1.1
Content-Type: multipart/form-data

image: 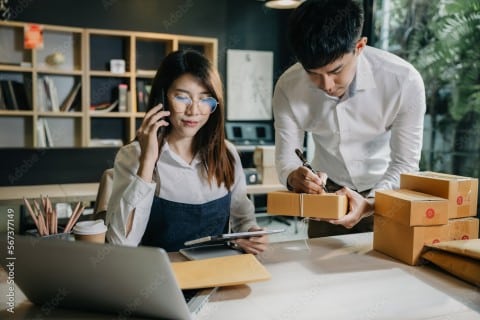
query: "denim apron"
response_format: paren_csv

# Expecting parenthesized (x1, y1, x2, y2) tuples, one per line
(141, 193, 231, 252)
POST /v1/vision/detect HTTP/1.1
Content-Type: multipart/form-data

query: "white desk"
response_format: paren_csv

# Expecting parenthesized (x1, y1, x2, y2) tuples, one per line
(1, 233, 479, 319)
(197, 232, 480, 320)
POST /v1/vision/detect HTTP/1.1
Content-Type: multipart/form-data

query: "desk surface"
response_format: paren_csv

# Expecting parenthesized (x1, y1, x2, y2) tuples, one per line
(0, 183, 285, 205)
(0, 232, 479, 319)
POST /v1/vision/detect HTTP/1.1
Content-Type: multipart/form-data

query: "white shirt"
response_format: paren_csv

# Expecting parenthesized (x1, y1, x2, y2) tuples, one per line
(273, 46, 426, 196)
(106, 140, 257, 246)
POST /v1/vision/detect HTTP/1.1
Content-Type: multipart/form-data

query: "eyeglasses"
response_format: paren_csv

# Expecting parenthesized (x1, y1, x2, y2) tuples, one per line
(170, 95, 218, 114)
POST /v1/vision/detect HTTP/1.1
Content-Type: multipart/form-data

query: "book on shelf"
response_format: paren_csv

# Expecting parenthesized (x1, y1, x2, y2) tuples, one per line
(60, 82, 81, 112)
(0, 83, 6, 110)
(36, 118, 54, 147)
(136, 81, 152, 112)
(0, 80, 31, 110)
(38, 77, 59, 112)
(90, 100, 119, 113)
(118, 84, 128, 112)
(43, 118, 54, 147)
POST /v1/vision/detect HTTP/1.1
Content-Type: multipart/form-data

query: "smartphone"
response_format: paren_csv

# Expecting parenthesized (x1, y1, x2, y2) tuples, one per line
(157, 88, 169, 139)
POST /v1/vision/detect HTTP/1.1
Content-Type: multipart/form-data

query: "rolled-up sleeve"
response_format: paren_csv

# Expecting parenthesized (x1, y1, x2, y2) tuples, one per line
(106, 143, 156, 246)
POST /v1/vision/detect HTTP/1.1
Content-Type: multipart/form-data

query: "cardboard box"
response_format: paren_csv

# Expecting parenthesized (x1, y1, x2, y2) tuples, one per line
(267, 191, 348, 219)
(400, 171, 478, 219)
(373, 215, 449, 265)
(375, 189, 448, 226)
(448, 217, 479, 240)
(253, 146, 276, 167)
(257, 166, 280, 184)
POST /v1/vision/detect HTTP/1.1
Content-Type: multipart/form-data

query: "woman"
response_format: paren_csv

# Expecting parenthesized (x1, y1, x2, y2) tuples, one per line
(106, 50, 267, 254)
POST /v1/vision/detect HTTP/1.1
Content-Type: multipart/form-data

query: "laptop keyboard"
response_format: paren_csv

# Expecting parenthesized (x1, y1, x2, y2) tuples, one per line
(182, 289, 199, 303)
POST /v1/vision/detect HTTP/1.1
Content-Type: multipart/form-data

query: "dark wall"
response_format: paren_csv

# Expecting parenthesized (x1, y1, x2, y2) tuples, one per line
(9, 0, 295, 85)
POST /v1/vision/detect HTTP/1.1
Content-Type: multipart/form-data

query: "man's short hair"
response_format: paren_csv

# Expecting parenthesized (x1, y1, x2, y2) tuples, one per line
(288, 0, 364, 69)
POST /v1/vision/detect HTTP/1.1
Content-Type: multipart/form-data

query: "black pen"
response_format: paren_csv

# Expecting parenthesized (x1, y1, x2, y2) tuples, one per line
(294, 148, 329, 193)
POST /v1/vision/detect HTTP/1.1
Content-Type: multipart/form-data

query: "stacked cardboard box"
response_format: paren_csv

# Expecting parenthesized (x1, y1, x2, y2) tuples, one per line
(373, 172, 479, 265)
(253, 146, 279, 184)
(267, 191, 348, 219)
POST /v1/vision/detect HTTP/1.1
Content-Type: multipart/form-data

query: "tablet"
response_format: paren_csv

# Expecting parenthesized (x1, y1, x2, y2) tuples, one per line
(184, 228, 285, 246)
(179, 244, 243, 260)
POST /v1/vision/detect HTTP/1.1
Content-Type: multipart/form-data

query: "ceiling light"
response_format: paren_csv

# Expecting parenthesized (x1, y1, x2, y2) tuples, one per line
(264, 0, 303, 9)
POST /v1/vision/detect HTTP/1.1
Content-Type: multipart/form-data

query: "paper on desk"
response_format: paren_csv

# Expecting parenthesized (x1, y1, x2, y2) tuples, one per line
(423, 239, 480, 287)
(171, 254, 271, 290)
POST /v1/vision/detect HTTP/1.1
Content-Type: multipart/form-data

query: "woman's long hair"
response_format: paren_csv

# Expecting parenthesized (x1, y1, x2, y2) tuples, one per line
(147, 50, 235, 190)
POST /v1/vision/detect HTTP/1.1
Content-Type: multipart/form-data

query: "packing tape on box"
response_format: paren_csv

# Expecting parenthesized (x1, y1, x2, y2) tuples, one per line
(300, 194, 304, 217)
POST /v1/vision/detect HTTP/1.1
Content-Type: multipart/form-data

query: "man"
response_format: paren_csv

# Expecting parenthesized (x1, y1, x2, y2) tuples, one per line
(273, 0, 426, 237)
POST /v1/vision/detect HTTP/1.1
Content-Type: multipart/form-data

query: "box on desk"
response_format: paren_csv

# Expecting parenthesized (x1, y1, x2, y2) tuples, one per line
(373, 215, 449, 265)
(400, 172, 478, 219)
(267, 191, 348, 219)
(375, 189, 448, 226)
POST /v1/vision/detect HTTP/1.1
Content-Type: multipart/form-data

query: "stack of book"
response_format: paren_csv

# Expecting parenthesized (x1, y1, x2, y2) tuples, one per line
(136, 80, 151, 112)
(90, 83, 128, 113)
(37, 77, 81, 112)
(0, 80, 31, 110)
(36, 118, 54, 147)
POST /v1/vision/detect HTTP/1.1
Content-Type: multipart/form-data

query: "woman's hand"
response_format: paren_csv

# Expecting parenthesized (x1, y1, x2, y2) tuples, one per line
(234, 227, 268, 255)
(136, 104, 170, 182)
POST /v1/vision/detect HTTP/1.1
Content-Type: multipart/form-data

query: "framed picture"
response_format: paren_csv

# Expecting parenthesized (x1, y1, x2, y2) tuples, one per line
(227, 49, 273, 120)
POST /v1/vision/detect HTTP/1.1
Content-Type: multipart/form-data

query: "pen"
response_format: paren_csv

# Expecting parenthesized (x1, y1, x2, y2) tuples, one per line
(294, 148, 329, 193)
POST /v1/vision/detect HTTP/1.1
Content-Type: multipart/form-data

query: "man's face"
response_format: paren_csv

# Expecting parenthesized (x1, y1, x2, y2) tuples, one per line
(305, 37, 367, 98)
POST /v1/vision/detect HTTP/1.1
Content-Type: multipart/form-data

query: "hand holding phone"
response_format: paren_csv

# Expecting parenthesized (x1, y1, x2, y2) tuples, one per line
(156, 88, 169, 139)
(136, 94, 170, 181)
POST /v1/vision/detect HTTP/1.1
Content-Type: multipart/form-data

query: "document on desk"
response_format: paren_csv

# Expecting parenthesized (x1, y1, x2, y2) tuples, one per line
(171, 254, 271, 290)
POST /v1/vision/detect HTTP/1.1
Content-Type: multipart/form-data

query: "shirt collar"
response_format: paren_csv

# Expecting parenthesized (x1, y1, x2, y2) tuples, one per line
(353, 51, 376, 91)
(161, 142, 202, 168)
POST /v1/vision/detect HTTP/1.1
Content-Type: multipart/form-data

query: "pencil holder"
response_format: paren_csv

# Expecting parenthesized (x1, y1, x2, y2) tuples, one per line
(25, 227, 73, 241)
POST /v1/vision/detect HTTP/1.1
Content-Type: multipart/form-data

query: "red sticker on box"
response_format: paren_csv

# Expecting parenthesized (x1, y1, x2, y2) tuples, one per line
(432, 239, 440, 244)
(462, 235, 469, 240)
(457, 196, 463, 205)
(425, 208, 435, 219)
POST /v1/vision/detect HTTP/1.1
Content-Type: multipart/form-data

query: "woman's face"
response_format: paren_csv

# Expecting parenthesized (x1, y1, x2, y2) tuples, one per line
(166, 73, 216, 140)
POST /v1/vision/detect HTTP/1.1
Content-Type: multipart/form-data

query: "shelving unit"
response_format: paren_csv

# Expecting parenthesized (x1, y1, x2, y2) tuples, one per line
(0, 21, 218, 147)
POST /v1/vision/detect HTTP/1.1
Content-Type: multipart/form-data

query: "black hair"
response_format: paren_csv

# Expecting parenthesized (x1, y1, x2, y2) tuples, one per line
(288, 0, 364, 69)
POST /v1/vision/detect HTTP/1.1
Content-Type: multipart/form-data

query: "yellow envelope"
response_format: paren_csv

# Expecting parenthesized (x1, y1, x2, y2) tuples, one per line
(172, 254, 271, 290)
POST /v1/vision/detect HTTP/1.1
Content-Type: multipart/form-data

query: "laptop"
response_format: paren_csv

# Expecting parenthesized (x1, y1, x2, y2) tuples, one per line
(0, 235, 215, 319)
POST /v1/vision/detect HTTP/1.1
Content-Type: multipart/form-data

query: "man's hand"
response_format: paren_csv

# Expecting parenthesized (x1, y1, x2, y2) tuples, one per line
(287, 167, 328, 194)
(327, 187, 374, 228)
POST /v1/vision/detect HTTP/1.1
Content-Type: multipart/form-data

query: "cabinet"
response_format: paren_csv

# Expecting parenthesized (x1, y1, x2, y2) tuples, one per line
(0, 21, 217, 147)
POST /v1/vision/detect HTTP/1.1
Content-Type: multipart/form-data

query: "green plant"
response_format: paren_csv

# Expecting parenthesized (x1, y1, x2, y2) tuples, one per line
(377, 0, 480, 173)
(382, 0, 480, 120)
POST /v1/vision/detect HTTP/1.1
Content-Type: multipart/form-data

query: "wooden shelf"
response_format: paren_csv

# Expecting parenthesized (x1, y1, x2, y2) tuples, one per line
(37, 69, 83, 75)
(89, 112, 131, 118)
(0, 20, 218, 148)
(37, 112, 83, 117)
(88, 71, 132, 77)
(0, 110, 33, 116)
